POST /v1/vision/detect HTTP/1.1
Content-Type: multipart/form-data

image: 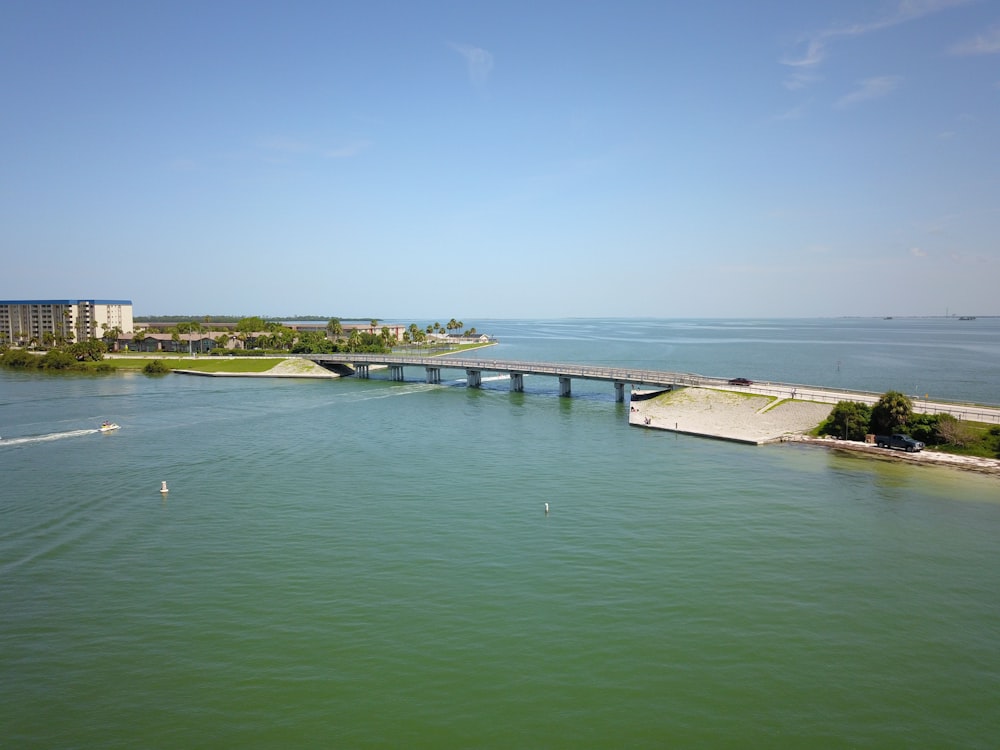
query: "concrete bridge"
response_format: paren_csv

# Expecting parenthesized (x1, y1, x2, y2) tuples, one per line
(298, 353, 1000, 424)
(302, 352, 713, 401)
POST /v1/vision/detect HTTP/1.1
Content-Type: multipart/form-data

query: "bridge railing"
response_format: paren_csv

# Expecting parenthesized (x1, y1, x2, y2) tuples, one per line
(298, 353, 1000, 423)
(300, 353, 706, 387)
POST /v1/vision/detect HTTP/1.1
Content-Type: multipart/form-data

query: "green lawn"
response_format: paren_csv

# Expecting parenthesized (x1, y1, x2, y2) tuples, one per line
(98, 357, 283, 373)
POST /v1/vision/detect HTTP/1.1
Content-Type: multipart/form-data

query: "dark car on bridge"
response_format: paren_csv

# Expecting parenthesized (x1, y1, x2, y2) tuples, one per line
(728, 377, 753, 386)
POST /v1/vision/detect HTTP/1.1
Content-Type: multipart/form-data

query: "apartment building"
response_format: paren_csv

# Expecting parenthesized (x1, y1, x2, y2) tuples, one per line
(0, 299, 134, 345)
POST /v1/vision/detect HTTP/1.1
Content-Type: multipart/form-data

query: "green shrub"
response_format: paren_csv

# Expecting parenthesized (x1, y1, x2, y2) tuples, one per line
(906, 413, 942, 444)
(820, 401, 872, 440)
(1, 349, 41, 368)
(143, 360, 170, 375)
(39, 350, 78, 369)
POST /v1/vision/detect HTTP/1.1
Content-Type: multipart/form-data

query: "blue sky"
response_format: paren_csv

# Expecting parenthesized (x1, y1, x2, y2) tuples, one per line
(2, 0, 997, 319)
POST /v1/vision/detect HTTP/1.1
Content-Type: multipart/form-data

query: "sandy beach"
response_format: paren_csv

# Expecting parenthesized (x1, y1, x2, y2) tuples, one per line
(630, 386, 1000, 477)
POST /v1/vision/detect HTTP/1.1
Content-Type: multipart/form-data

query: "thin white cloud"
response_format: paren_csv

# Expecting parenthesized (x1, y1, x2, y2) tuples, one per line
(782, 71, 820, 91)
(450, 42, 494, 87)
(911, 246, 928, 258)
(835, 76, 902, 108)
(783, 38, 826, 68)
(782, 0, 973, 72)
(950, 26, 1000, 55)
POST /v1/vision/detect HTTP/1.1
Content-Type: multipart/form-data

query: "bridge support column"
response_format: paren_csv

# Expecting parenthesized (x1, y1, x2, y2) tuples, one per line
(510, 373, 524, 392)
(389, 365, 404, 381)
(356, 364, 369, 378)
(559, 376, 571, 397)
(466, 369, 482, 388)
(426, 367, 441, 384)
(614, 382, 625, 402)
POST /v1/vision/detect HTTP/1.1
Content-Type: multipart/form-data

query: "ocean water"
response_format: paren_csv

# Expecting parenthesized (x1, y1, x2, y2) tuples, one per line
(2, 318, 998, 748)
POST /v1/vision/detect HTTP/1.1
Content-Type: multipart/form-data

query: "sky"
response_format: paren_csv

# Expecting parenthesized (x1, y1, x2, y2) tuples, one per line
(1, 0, 998, 319)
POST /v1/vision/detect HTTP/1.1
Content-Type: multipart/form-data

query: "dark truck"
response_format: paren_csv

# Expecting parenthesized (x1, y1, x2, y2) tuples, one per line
(875, 433, 925, 452)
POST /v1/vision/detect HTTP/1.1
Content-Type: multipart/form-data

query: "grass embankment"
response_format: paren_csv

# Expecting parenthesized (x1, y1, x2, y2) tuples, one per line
(925, 420, 1000, 460)
(102, 357, 281, 373)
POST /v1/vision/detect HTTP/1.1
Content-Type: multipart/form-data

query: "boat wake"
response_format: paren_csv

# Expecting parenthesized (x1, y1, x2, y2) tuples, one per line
(0, 428, 99, 446)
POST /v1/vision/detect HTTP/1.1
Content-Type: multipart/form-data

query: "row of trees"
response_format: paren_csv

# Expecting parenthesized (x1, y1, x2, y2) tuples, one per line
(1, 341, 110, 371)
(820, 390, 982, 448)
(5, 314, 480, 357)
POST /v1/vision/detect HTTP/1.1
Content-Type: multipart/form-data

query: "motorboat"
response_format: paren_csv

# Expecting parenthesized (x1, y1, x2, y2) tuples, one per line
(99, 422, 120, 432)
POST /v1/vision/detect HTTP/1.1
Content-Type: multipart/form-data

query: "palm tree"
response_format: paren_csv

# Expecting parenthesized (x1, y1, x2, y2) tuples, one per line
(104, 326, 123, 351)
(871, 390, 913, 434)
(348, 329, 363, 352)
(61, 308, 72, 341)
(327, 318, 344, 340)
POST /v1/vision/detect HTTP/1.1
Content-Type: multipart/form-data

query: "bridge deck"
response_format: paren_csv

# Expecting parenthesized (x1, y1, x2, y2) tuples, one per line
(307, 353, 709, 387)
(300, 353, 1000, 424)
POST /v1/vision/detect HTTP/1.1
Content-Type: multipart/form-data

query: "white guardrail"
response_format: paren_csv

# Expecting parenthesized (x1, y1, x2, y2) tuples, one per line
(299, 354, 1000, 424)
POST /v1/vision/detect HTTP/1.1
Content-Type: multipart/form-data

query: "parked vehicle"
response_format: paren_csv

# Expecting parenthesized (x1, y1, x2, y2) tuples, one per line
(728, 377, 753, 386)
(875, 433, 924, 452)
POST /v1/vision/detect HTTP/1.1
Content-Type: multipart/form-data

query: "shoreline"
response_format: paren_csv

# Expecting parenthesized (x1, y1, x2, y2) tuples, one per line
(785, 434, 1000, 477)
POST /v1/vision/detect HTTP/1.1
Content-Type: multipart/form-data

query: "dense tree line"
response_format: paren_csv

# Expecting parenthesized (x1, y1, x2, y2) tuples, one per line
(820, 390, 1000, 456)
(0, 341, 112, 371)
(138, 316, 477, 355)
(2, 313, 479, 360)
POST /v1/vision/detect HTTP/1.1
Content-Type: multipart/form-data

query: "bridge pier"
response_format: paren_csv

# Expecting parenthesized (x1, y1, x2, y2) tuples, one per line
(389, 365, 404, 381)
(510, 372, 524, 392)
(614, 382, 625, 402)
(559, 376, 571, 397)
(466, 369, 482, 388)
(426, 367, 441, 384)
(355, 364, 369, 378)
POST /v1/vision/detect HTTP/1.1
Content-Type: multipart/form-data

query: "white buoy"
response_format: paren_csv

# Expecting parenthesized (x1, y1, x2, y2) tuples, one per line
(544, 502, 549, 514)
(160, 481, 169, 494)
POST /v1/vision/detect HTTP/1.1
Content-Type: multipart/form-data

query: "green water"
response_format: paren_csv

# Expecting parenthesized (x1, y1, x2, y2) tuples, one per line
(2, 319, 999, 747)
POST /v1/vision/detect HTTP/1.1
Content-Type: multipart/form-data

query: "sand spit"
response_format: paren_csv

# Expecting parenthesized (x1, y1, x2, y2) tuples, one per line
(631, 386, 1000, 477)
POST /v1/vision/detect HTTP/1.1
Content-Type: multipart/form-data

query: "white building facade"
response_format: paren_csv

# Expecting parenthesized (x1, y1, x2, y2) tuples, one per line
(0, 299, 134, 345)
